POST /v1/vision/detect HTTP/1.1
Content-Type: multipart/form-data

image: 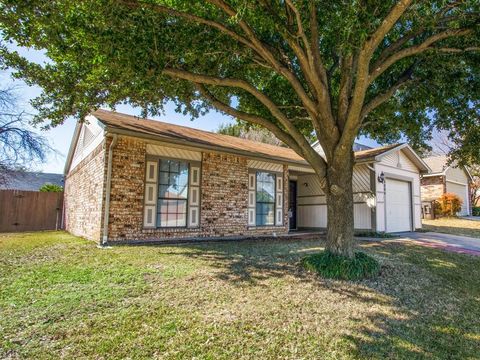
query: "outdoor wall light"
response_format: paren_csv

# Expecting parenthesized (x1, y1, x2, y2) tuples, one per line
(303, 182, 309, 187)
(377, 172, 385, 183)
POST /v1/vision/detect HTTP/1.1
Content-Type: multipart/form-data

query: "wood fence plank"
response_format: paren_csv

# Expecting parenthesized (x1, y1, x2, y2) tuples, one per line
(0, 190, 64, 232)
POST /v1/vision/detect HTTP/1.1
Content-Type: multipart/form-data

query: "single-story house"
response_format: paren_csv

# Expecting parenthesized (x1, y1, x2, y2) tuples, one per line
(64, 110, 430, 244)
(421, 155, 472, 216)
(0, 171, 64, 191)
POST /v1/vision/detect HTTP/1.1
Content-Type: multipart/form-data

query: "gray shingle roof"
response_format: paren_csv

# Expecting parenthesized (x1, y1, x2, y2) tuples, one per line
(0, 171, 64, 191)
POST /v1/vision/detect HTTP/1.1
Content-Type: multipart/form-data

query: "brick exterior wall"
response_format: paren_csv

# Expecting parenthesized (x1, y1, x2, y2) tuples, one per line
(420, 175, 445, 201)
(104, 135, 289, 243)
(64, 142, 107, 241)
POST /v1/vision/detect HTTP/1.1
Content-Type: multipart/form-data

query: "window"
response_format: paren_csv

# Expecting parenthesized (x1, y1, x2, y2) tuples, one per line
(157, 159, 189, 227)
(256, 172, 275, 226)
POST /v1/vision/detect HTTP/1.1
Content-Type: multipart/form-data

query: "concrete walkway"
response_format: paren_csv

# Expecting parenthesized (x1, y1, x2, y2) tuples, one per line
(394, 231, 480, 256)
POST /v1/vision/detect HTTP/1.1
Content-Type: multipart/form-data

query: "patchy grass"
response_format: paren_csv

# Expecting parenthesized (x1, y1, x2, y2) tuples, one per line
(302, 251, 380, 280)
(423, 218, 480, 238)
(1, 232, 479, 359)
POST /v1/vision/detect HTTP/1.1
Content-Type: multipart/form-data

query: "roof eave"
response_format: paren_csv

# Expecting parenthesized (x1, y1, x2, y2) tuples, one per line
(374, 143, 431, 174)
(63, 121, 82, 175)
(103, 126, 309, 166)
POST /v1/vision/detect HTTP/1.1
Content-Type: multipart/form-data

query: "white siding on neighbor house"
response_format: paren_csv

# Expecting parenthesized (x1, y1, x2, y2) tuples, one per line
(295, 165, 372, 230)
(446, 166, 469, 184)
(374, 149, 422, 232)
(446, 181, 469, 216)
(70, 116, 104, 171)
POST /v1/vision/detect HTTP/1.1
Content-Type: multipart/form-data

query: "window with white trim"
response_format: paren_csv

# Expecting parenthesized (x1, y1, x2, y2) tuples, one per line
(144, 157, 201, 229)
(157, 159, 189, 227)
(256, 172, 276, 226)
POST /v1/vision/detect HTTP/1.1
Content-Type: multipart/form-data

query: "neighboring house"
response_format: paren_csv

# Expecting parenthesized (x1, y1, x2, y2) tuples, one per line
(0, 171, 64, 191)
(63, 110, 430, 244)
(421, 155, 472, 216)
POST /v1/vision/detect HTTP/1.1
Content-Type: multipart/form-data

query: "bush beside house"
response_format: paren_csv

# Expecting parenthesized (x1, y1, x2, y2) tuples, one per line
(434, 193, 463, 217)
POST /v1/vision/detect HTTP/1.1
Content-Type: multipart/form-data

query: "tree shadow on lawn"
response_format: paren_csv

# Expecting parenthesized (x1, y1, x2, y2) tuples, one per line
(149, 238, 480, 358)
(154, 237, 323, 285)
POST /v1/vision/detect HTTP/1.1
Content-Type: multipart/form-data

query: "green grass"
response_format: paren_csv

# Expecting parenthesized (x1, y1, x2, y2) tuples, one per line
(301, 251, 380, 280)
(1, 231, 479, 359)
(423, 218, 480, 238)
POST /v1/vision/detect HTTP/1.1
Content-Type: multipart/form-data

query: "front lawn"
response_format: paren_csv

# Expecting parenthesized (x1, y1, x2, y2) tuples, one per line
(423, 217, 480, 238)
(1, 232, 479, 359)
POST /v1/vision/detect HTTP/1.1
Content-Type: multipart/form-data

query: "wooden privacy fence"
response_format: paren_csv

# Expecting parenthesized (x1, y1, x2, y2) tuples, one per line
(0, 190, 64, 232)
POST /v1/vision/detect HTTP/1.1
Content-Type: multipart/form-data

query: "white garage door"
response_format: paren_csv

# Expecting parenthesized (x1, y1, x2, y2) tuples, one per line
(446, 181, 469, 216)
(386, 179, 412, 232)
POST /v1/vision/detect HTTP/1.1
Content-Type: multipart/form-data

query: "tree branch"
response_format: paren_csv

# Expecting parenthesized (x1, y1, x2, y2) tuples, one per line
(361, 68, 416, 120)
(117, 0, 255, 51)
(366, 0, 413, 54)
(163, 68, 315, 155)
(435, 46, 480, 53)
(195, 83, 302, 154)
(195, 83, 327, 176)
(337, 54, 353, 129)
(207, 0, 321, 120)
(370, 28, 473, 83)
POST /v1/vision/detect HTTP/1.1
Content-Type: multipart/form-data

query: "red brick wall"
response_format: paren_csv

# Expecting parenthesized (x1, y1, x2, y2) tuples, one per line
(420, 175, 445, 201)
(64, 142, 107, 241)
(105, 136, 289, 242)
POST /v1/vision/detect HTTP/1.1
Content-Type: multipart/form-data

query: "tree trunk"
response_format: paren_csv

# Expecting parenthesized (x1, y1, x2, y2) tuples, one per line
(324, 151, 356, 258)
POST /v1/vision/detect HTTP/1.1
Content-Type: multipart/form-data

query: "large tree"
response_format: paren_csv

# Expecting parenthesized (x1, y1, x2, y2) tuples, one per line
(0, 0, 478, 257)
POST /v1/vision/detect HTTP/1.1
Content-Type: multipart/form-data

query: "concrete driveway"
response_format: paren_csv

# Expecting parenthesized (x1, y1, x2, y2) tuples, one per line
(394, 231, 480, 255)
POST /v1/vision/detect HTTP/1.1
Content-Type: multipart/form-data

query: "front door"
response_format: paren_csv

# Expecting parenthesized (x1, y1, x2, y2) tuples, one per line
(289, 180, 297, 230)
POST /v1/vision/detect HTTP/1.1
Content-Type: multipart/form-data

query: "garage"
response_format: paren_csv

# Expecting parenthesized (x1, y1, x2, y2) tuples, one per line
(446, 181, 469, 216)
(386, 178, 412, 232)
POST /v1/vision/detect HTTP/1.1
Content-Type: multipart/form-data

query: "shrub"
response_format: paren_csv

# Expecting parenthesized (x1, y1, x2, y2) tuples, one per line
(473, 207, 480, 216)
(354, 231, 394, 238)
(39, 183, 63, 192)
(434, 193, 463, 217)
(301, 251, 380, 280)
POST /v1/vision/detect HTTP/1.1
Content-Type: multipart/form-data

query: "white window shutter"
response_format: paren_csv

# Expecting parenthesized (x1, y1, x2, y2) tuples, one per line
(248, 173, 255, 190)
(188, 163, 201, 228)
(277, 176, 283, 192)
(248, 208, 255, 226)
(144, 205, 156, 227)
(146, 161, 158, 182)
(145, 183, 157, 205)
(275, 174, 283, 226)
(248, 171, 256, 226)
(144, 160, 158, 228)
(190, 166, 200, 186)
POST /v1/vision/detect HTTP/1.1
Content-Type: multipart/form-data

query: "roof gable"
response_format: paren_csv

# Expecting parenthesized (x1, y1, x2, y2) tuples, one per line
(422, 155, 472, 181)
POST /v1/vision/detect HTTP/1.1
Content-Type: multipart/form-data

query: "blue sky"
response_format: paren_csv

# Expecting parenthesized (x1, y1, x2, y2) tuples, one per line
(5, 45, 378, 174)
